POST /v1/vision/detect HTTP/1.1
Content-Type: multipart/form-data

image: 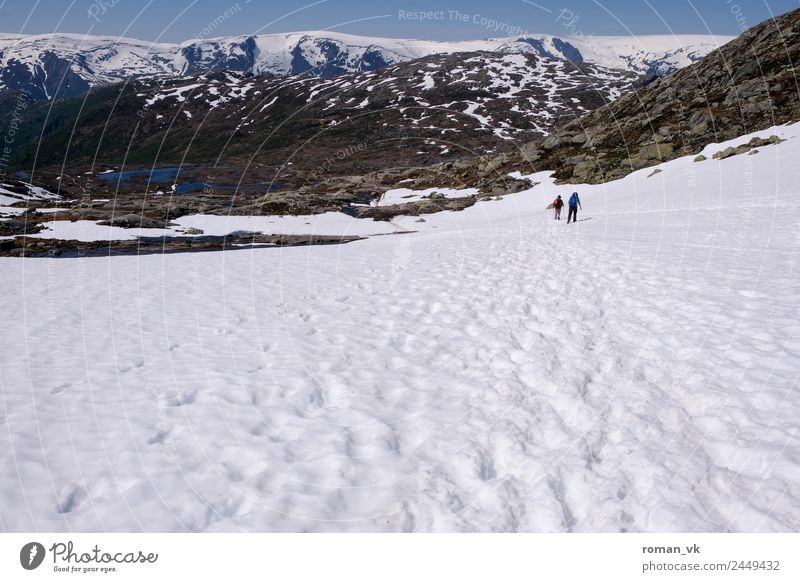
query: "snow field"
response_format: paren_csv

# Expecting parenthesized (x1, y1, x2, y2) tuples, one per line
(0, 124, 798, 532)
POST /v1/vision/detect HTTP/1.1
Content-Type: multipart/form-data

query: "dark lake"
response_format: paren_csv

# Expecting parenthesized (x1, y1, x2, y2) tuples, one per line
(99, 168, 284, 194)
(99, 167, 183, 185)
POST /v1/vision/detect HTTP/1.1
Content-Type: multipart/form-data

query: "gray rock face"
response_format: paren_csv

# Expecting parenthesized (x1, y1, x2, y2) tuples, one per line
(551, 38, 584, 64)
(0, 50, 90, 100)
(571, 160, 597, 180)
(638, 142, 674, 160)
(181, 37, 259, 75)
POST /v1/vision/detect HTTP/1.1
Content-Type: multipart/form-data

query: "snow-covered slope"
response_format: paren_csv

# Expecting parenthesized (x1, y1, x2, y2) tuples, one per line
(0, 30, 731, 99)
(0, 33, 182, 99)
(558, 34, 725, 75)
(0, 180, 59, 206)
(5, 50, 640, 173)
(1, 122, 797, 532)
(246, 31, 726, 76)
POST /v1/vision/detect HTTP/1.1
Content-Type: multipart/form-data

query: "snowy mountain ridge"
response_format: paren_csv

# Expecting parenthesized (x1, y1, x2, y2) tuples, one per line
(0, 29, 731, 100)
(4, 49, 639, 199)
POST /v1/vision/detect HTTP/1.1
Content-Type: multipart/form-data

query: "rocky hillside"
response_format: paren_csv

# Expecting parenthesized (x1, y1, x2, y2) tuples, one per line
(474, 8, 800, 185)
(6, 50, 638, 185)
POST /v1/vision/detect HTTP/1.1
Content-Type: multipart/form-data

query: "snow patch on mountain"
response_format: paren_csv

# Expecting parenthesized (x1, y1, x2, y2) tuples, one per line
(0, 181, 59, 206)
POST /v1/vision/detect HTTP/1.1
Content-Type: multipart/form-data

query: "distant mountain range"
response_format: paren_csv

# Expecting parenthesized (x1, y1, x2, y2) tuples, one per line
(0, 30, 731, 100)
(4, 49, 640, 190)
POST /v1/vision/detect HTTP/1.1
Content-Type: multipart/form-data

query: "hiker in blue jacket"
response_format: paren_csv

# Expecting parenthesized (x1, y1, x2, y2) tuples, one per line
(567, 191, 582, 224)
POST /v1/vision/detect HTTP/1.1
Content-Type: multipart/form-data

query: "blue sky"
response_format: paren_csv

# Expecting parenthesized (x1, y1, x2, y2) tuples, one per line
(1, 0, 797, 41)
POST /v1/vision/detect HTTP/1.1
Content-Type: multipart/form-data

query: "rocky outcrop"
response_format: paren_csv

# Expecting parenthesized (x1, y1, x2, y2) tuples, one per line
(0, 231, 365, 258)
(481, 8, 800, 185)
(710, 135, 784, 159)
(348, 196, 478, 221)
(0, 51, 91, 100)
(97, 214, 176, 229)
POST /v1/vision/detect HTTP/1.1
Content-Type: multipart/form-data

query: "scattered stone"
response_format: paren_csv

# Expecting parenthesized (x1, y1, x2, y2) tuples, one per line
(97, 214, 174, 229)
(647, 168, 663, 177)
(542, 136, 561, 150)
(690, 121, 709, 136)
(712, 146, 745, 160)
(749, 135, 784, 146)
(639, 142, 674, 160)
(570, 133, 587, 144)
(711, 136, 782, 160)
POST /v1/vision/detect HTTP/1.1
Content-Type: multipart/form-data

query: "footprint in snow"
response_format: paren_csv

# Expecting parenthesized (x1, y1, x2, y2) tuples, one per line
(121, 360, 146, 374)
(223, 462, 245, 483)
(478, 455, 497, 481)
(148, 427, 173, 445)
(56, 482, 91, 514)
(161, 389, 198, 407)
(51, 382, 71, 395)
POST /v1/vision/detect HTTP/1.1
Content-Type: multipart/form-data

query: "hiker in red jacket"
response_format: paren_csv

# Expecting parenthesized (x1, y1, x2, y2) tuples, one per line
(553, 195, 564, 220)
